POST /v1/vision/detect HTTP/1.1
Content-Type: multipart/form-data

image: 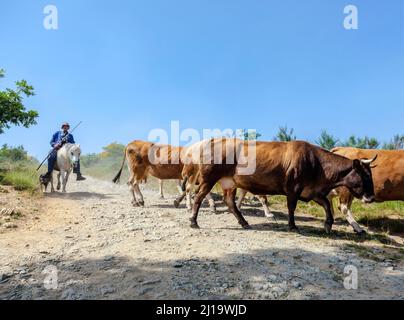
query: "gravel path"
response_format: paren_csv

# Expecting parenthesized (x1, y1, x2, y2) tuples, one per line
(0, 177, 403, 300)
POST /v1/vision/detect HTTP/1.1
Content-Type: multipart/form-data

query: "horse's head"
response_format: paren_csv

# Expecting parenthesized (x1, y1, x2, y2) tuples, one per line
(67, 144, 81, 168)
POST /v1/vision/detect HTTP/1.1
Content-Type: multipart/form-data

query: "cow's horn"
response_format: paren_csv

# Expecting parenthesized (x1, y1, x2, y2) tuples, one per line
(361, 154, 378, 165)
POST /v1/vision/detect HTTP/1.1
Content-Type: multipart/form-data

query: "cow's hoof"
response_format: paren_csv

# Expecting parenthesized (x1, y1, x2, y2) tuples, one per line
(160, 196, 165, 200)
(138, 201, 145, 207)
(132, 201, 140, 207)
(355, 229, 367, 236)
(190, 223, 200, 229)
(265, 213, 275, 220)
(211, 207, 218, 214)
(289, 225, 300, 233)
(173, 200, 180, 208)
(56, 186, 61, 191)
(241, 223, 252, 230)
(324, 223, 333, 234)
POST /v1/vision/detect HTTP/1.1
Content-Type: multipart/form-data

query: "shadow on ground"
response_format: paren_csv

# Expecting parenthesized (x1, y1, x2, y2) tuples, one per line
(44, 191, 111, 200)
(1, 246, 402, 300)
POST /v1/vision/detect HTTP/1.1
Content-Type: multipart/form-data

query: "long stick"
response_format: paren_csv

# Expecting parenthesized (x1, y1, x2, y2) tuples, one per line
(36, 121, 83, 171)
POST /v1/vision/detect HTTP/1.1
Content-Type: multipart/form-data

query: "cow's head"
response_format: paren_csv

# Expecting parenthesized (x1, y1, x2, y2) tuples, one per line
(68, 144, 81, 168)
(343, 156, 377, 203)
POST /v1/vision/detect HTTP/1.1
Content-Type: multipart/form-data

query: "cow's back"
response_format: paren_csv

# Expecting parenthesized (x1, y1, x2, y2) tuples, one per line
(126, 140, 183, 180)
(235, 141, 324, 196)
(332, 147, 404, 201)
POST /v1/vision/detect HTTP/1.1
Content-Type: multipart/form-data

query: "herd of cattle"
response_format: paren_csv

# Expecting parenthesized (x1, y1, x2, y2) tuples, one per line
(111, 139, 403, 235)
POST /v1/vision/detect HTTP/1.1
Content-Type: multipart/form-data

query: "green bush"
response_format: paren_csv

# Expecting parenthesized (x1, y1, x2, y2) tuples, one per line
(2, 170, 37, 191)
(0, 144, 39, 192)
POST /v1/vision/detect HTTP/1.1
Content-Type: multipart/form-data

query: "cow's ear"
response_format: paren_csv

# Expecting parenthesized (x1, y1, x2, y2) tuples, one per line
(353, 159, 361, 170)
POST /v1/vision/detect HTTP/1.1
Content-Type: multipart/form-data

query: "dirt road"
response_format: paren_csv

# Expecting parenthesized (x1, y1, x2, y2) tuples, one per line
(0, 177, 403, 300)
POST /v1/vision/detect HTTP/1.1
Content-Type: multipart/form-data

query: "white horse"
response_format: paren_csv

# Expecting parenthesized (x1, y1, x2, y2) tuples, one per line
(50, 143, 81, 193)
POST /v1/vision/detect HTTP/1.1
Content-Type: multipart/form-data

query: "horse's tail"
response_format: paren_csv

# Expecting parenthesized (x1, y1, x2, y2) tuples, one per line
(112, 147, 127, 184)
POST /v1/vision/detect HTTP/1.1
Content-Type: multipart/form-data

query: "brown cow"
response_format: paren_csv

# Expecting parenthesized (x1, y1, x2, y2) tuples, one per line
(113, 140, 216, 210)
(330, 147, 404, 234)
(181, 138, 376, 233)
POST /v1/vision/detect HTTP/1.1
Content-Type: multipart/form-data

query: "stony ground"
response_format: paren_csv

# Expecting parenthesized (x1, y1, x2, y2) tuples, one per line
(0, 177, 403, 300)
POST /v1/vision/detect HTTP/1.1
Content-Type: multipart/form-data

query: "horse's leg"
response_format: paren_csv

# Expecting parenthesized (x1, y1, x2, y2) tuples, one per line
(63, 170, 71, 193)
(56, 172, 61, 191)
(61, 170, 66, 193)
(50, 172, 55, 193)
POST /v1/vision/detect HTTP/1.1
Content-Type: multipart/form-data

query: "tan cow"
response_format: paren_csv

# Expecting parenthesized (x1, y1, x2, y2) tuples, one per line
(113, 140, 216, 210)
(330, 147, 404, 234)
(181, 138, 376, 233)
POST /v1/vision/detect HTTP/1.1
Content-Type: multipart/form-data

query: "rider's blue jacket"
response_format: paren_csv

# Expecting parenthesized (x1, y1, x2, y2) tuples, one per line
(50, 131, 75, 148)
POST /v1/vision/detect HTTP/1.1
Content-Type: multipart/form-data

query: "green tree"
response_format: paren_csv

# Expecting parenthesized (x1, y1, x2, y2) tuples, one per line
(383, 134, 404, 150)
(0, 144, 28, 161)
(316, 130, 339, 150)
(274, 126, 296, 142)
(342, 135, 379, 149)
(100, 142, 126, 158)
(0, 69, 38, 134)
(239, 129, 262, 141)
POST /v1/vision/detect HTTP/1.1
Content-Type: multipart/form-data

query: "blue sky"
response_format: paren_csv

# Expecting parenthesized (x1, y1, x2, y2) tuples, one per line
(0, 0, 403, 158)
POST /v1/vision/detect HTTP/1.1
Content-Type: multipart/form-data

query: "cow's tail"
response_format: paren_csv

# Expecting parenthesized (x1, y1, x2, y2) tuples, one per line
(112, 148, 127, 184)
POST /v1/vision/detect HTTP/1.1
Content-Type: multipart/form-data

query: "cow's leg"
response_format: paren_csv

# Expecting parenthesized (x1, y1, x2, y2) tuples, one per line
(286, 194, 299, 232)
(314, 196, 334, 234)
(186, 191, 193, 211)
(205, 192, 217, 213)
(176, 180, 183, 195)
(225, 189, 251, 229)
(62, 170, 71, 193)
(174, 190, 186, 208)
(56, 172, 61, 191)
(340, 194, 365, 234)
(236, 189, 248, 211)
(158, 179, 164, 199)
(190, 182, 214, 229)
(128, 183, 139, 206)
(174, 179, 193, 209)
(133, 182, 145, 206)
(259, 195, 274, 219)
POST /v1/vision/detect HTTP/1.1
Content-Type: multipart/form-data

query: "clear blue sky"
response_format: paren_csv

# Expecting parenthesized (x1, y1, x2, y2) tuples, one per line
(1, 0, 403, 158)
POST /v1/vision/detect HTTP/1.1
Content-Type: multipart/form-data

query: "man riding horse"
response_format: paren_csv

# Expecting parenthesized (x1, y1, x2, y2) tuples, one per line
(45, 122, 86, 181)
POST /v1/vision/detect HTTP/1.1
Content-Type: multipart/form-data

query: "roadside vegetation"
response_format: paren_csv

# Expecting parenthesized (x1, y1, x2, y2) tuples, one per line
(0, 145, 39, 192)
(0, 68, 39, 193)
